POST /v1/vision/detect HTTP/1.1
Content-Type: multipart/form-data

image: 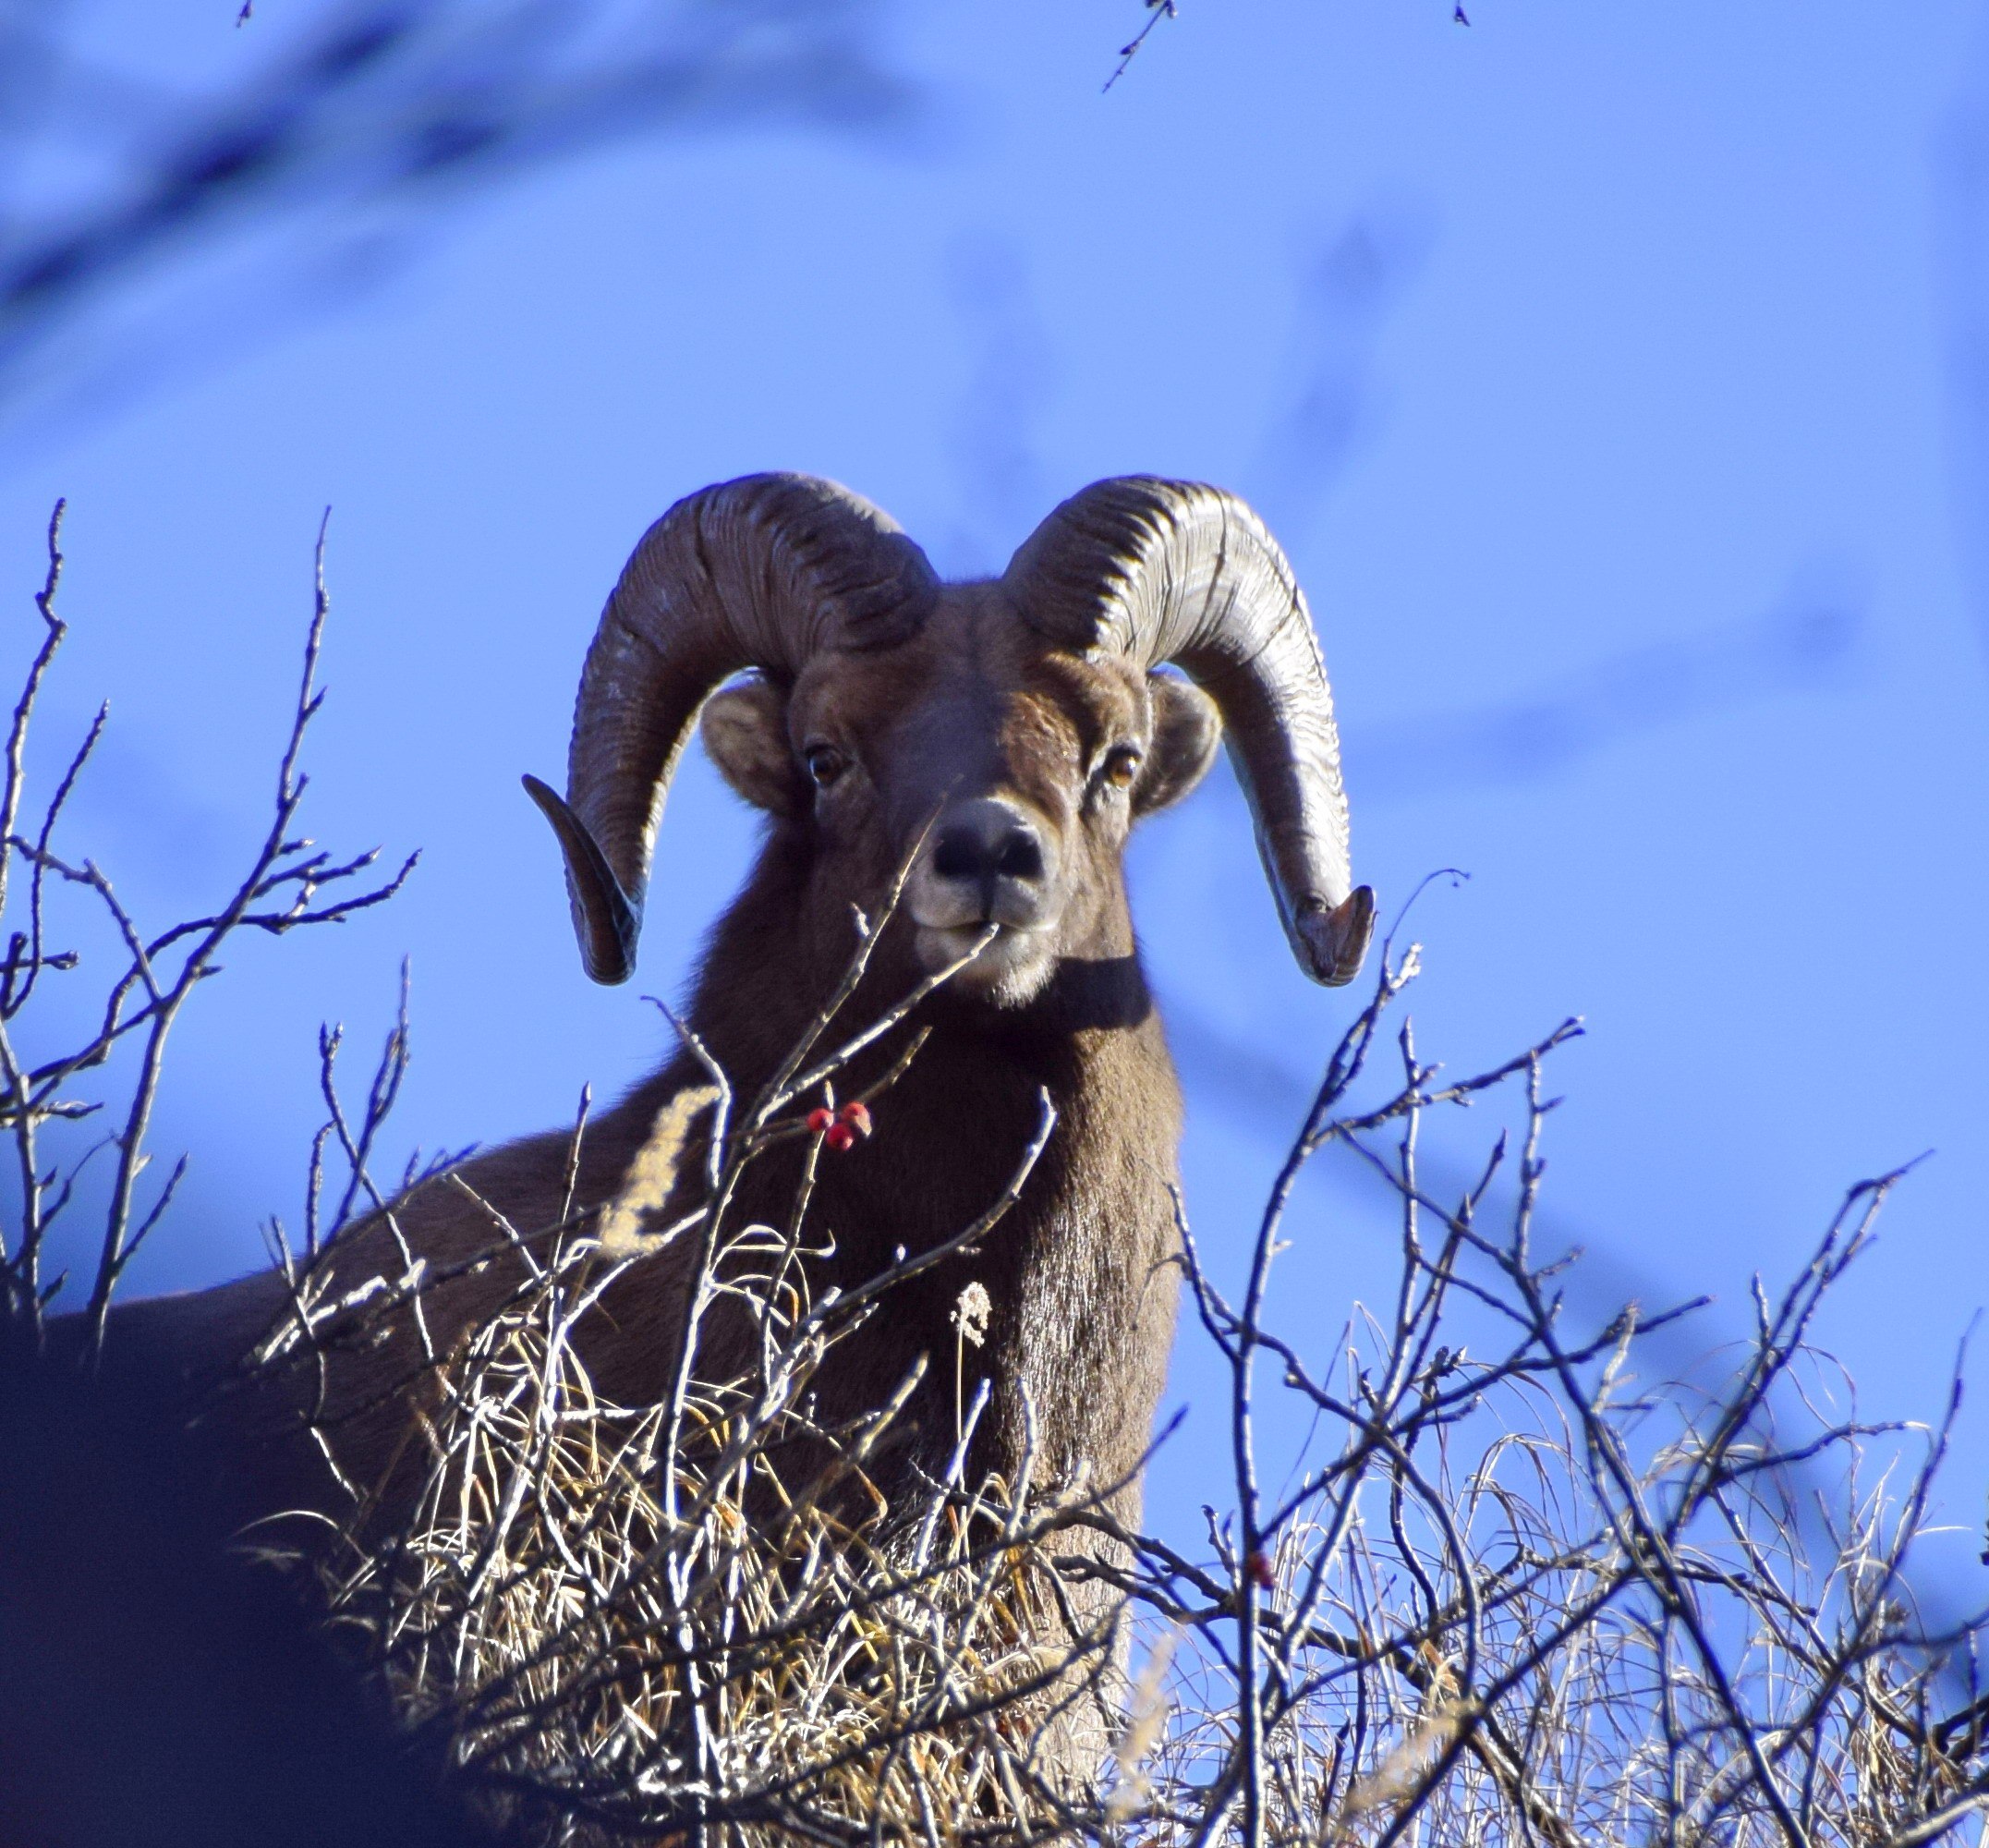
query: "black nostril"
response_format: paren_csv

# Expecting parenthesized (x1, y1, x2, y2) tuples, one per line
(931, 819, 1045, 887)
(933, 828, 983, 881)
(994, 829, 1043, 882)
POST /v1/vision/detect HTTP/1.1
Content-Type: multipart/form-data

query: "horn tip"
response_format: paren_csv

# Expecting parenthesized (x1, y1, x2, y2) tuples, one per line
(581, 945, 636, 986)
(1295, 886, 1376, 988)
(523, 773, 641, 985)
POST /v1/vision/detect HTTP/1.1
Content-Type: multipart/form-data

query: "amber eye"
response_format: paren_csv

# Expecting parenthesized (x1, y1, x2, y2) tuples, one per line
(1100, 746, 1143, 791)
(804, 744, 847, 788)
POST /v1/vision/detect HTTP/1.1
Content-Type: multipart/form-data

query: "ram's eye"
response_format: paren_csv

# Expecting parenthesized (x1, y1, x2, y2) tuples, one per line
(1100, 746, 1143, 791)
(804, 744, 848, 788)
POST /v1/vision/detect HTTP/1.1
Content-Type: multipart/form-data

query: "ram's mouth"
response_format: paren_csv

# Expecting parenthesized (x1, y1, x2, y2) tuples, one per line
(914, 922, 1055, 1003)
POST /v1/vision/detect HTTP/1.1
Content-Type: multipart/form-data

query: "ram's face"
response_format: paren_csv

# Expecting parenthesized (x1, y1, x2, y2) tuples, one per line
(536, 474, 1370, 1003)
(699, 583, 1221, 1009)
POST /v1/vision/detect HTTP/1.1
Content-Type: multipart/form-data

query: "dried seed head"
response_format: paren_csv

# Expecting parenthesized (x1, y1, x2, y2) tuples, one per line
(598, 1084, 720, 1255)
(952, 1281, 991, 1347)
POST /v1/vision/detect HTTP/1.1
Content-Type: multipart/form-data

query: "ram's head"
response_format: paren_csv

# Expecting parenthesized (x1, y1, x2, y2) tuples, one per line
(526, 474, 1373, 1009)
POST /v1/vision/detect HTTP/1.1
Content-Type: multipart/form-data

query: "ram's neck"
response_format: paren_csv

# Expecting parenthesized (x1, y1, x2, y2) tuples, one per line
(608, 843, 1185, 1505)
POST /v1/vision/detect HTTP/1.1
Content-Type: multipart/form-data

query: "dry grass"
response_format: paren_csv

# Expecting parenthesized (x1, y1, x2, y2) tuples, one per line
(308, 1230, 1104, 1845)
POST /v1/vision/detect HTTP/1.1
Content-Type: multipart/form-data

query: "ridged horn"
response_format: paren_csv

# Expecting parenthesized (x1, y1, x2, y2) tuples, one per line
(1003, 479, 1374, 986)
(527, 473, 939, 983)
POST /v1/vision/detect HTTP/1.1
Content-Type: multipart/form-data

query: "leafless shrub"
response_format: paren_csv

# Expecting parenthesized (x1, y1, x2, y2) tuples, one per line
(299, 1211, 1107, 1845)
(242, 920, 1989, 1848)
(0, 502, 412, 1363)
(1098, 935, 1989, 1848)
(2, 515, 1982, 1846)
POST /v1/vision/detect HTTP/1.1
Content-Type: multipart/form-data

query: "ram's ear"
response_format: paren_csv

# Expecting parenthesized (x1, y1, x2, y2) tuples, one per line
(1134, 675, 1222, 816)
(701, 679, 806, 817)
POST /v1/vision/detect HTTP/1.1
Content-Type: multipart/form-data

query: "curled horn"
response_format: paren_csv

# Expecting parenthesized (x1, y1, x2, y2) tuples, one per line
(525, 473, 939, 983)
(1002, 479, 1374, 986)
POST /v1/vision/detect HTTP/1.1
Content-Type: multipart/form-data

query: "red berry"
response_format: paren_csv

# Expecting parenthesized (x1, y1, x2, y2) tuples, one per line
(837, 1100, 872, 1137)
(826, 1122, 857, 1152)
(806, 1107, 834, 1136)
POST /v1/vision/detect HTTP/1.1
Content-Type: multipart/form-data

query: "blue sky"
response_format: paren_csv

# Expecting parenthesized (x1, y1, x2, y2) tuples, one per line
(2, 0, 1985, 1590)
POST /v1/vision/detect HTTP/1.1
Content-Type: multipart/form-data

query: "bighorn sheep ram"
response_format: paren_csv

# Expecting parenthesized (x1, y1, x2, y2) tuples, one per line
(101, 472, 1373, 1547)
